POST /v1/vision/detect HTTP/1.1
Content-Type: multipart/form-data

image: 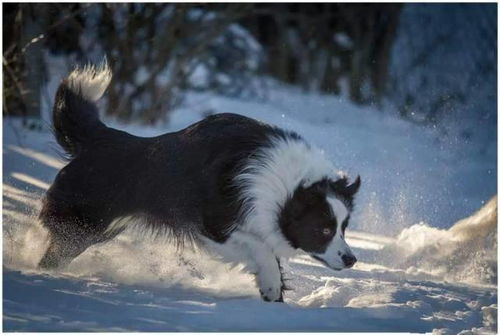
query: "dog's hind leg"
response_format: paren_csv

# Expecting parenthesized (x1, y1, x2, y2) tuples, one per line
(38, 207, 109, 270)
(39, 234, 80, 269)
(38, 227, 98, 269)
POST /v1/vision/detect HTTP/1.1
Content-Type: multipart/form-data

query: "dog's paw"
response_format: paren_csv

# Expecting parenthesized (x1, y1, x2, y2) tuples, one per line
(259, 287, 283, 302)
(257, 271, 283, 302)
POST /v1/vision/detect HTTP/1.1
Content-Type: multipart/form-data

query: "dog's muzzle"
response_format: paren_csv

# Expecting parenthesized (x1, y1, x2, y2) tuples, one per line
(312, 252, 357, 270)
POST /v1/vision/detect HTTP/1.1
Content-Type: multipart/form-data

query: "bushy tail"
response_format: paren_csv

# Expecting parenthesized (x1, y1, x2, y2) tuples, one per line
(52, 61, 112, 157)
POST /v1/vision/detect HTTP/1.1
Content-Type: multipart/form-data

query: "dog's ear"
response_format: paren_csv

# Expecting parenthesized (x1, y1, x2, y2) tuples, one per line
(329, 175, 361, 198)
(346, 175, 361, 196)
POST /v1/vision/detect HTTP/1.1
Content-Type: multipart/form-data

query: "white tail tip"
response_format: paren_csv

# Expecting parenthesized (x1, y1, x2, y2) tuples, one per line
(67, 60, 112, 102)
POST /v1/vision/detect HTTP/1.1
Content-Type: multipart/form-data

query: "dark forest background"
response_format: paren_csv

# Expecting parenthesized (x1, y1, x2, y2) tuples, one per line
(3, 3, 497, 143)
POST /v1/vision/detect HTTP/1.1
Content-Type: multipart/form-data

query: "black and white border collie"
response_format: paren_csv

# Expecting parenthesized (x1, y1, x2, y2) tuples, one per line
(39, 63, 361, 302)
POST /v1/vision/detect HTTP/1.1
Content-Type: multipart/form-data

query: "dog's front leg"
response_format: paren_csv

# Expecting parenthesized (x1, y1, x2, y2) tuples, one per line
(205, 231, 285, 302)
(256, 256, 284, 302)
(215, 231, 285, 302)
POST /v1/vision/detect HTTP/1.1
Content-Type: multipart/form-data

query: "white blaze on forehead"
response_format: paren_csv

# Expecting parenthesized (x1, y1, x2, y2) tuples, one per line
(327, 197, 349, 230)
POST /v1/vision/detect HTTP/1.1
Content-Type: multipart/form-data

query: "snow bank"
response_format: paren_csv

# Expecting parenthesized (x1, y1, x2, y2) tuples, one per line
(380, 196, 497, 285)
(296, 277, 396, 309)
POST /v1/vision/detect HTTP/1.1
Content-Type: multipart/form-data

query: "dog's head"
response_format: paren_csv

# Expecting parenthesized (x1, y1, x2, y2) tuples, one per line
(279, 176, 361, 270)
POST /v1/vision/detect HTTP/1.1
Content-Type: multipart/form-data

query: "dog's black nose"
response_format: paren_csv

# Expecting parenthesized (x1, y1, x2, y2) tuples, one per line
(342, 254, 357, 268)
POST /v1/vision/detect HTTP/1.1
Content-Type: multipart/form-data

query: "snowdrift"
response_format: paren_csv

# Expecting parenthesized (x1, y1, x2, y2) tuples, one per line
(379, 196, 497, 285)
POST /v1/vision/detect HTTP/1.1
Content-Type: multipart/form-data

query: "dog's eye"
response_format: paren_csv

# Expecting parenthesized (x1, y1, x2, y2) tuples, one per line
(322, 228, 332, 236)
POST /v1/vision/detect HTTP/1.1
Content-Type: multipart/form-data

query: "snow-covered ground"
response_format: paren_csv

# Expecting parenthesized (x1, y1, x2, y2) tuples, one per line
(3, 86, 497, 332)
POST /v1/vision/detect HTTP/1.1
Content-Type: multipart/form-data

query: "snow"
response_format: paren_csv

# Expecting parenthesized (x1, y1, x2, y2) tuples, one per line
(3, 83, 497, 332)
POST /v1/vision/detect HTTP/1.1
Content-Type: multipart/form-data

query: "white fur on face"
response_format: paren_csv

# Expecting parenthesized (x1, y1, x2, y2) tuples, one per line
(327, 197, 348, 227)
(314, 197, 355, 270)
(234, 135, 343, 258)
